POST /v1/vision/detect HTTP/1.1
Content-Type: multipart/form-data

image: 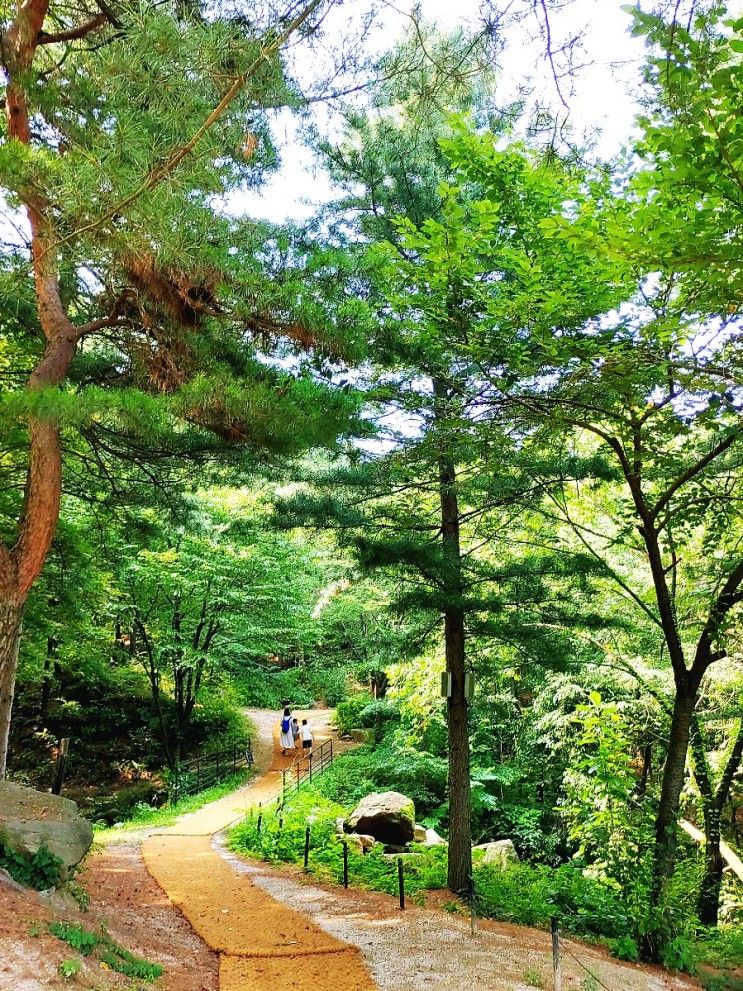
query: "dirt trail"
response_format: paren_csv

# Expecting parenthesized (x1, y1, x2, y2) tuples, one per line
(142, 710, 376, 991)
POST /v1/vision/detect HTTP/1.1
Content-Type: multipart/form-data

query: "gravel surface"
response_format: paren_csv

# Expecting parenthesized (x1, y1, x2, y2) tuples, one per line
(215, 843, 699, 991)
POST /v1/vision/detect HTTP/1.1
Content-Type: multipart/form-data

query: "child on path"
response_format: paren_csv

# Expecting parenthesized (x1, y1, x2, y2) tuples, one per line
(291, 717, 300, 749)
(279, 707, 293, 756)
(301, 718, 313, 750)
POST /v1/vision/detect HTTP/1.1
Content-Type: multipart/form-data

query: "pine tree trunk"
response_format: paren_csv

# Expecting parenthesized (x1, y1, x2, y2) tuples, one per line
(651, 687, 695, 904)
(0, 601, 24, 779)
(433, 378, 472, 895)
(698, 804, 723, 926)
(445, 603, 471, 893)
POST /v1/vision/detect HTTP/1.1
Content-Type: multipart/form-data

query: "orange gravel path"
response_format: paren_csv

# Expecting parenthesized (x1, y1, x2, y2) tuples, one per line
(142, 715, 377, 991)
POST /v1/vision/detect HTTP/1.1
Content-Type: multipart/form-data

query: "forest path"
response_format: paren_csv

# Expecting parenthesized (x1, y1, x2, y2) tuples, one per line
(142, 709, 376, 991)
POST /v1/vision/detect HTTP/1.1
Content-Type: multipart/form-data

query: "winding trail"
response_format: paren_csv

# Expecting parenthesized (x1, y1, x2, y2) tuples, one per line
(142, 710, 376, 991)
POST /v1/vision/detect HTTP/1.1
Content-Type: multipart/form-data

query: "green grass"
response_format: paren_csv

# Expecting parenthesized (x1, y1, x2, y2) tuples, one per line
(94, 769, 251, 838)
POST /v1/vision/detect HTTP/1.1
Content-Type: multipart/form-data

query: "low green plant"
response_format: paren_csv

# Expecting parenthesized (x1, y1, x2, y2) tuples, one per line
(661, 935, 698, 974)
(580, 975, 600, 991)
(0, 843, 64, 890)
(315, 743, 447, 818)
(98, 936, 163, 981)
(48, 921, 163, 982)
(611, 934, 639, 962)
(522, 966, 544, 989)
(65, 878, 91, 911)
(58, 958, 82, 979)
(334, 694, 375, 734)
(49, 921, 100, 955)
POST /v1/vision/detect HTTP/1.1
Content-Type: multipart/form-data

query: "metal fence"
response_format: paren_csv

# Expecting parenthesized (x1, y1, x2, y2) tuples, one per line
(170, 737, 253, 804)
(280, 738, 334, 802)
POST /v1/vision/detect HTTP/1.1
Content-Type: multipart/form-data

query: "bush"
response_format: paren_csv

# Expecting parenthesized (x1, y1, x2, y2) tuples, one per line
(473, 860, 631, 941)
(188, 686, 249, 751)
(334, 694, 375, 734)
(0, 843, 64, 890)
(315, 742, 448, 818)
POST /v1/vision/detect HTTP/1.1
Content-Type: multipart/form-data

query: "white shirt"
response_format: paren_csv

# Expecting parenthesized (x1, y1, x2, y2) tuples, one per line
(301, 725, 312, 742)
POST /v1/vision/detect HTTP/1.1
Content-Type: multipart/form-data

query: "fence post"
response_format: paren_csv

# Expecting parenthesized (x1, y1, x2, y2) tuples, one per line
(304, 825, 311, 870)
(551, 917, 562, 991)
(343, 841, 349, 888)
(469, 873, 477, 936)
(257, 803, 263, 834)
(397, 857, 405, 910)
(309, 752, 313, 783)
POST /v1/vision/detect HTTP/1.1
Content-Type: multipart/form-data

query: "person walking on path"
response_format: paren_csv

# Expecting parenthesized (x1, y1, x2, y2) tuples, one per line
(280, 707, 294, 756)
(291, 717, 301, 749)
(301, 718, 313, 750)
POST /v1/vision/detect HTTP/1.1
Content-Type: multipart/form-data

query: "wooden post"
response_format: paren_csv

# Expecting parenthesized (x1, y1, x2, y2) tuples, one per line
(51, 738, 70, 796)
(257, 802, 263, 834)
(309, 752, 313, 783)
(343, 841, 349, 888)
(551, 917, 562, 991)
(304, 825, 311, 870)
(398, 857, 405, 910)
(469, 873, 476, 936)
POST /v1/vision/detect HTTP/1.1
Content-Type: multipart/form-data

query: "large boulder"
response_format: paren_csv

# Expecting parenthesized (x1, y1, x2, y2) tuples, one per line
(0, 782, 93, 876)
(346, 791, 415, 845)
(474, 838, 520, 868)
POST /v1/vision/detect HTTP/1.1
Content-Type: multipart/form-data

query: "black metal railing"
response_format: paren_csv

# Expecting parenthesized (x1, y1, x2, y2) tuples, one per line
(280, 738, 334, 803)
(169, 737, 253, 804)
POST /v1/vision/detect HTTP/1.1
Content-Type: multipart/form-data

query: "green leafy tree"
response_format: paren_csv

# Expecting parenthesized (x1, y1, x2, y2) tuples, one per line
(0, 0, 362, 775)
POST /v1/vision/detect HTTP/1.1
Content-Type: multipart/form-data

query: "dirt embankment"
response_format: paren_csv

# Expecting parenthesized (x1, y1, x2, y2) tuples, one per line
(0, 844, 217, 991)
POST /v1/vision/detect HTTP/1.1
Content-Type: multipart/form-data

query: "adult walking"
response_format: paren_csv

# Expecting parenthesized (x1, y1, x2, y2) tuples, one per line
(279, 706, 294, 756)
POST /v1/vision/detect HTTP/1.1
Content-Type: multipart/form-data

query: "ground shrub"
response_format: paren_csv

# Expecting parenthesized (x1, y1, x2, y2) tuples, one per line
(0, 842, 64, 889)
(473, 860, 630, 940)
(315, 743, 447, 818)
(49, 921, 163, 981)
(333, 694, 375, 734)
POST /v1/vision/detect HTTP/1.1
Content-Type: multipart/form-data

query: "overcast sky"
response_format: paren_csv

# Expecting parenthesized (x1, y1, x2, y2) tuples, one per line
(237, 0, 656, 223)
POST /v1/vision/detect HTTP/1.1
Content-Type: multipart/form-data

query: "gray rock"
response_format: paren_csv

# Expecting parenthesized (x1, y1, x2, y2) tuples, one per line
(349, 729, 374, 744)
(413, 824, 427, 842)
(0, 782, 93, 877)
(335, 816, 346, 834)
(423, 828, 448, 847)
(346, 791, 415, 845)
(474, 838, 519, 868)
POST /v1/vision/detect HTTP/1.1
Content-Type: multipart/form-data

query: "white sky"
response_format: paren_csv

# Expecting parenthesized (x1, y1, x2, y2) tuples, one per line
(238, 0, 653, 223)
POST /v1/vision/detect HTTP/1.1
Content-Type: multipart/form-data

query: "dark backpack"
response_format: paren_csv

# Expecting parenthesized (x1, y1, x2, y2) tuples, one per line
(281, 716, 291, 733)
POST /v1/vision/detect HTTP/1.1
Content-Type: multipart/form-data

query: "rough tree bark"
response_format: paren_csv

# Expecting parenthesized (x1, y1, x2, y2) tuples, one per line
(0, 0, 79, 776)
(435, 378, 472, 895)
(691, 714, 743, 925)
